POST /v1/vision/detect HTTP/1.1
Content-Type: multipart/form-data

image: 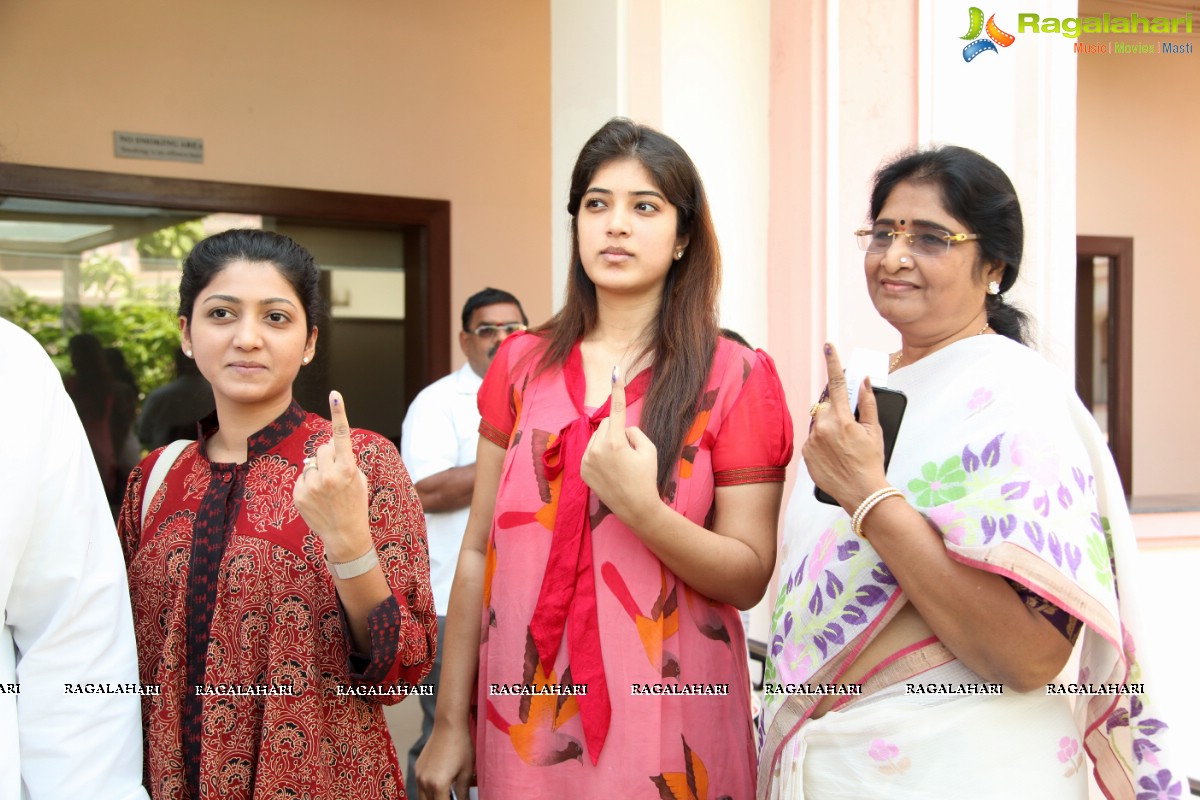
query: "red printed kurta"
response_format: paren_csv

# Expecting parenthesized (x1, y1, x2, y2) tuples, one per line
(119, 402, 436, 800)
(474, 334, 794, 799)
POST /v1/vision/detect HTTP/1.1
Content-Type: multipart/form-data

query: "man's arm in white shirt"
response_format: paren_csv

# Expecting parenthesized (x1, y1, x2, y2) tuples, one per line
(401, 380, 475, 514)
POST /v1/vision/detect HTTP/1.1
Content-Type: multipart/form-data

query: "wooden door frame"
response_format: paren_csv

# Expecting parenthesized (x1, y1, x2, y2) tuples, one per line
(0, 163, 450, 410)
(1076, 235, 1133, 494)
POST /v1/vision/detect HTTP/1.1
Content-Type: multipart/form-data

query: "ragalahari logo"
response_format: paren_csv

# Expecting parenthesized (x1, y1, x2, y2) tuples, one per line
(961, 7, 1016, 61)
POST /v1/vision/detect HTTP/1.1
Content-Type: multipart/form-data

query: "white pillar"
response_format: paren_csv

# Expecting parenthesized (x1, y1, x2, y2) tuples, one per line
(917, 0, 1079, 369)
(550, 0, 771, 348)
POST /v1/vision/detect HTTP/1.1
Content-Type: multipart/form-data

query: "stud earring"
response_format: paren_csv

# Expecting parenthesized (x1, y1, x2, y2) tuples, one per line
(674, 250, 684, 261)
(987, 280, 1000, 296)
(302, 356, 310, 364)
(185, 350, 193, 358)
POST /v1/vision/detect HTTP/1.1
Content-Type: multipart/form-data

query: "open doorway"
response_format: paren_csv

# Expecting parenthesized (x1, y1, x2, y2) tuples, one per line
(1075, 235, 1133, 495)
(0, 164, 450, 444)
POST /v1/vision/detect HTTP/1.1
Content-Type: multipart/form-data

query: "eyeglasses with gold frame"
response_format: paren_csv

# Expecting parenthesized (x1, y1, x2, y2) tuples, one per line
(854, 226, 981, 258)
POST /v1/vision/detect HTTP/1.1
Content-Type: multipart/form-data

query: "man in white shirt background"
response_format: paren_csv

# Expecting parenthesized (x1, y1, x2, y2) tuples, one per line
(0, 317, 148, 800)
(401, 287, 527, 798)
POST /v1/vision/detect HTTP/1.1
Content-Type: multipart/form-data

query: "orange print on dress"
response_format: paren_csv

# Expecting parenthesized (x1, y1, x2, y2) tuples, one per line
(481, 536, 498, 641)
(679, 390, 717, 480)
(601, 562, 680, 678)
(485, 630, 584, 766)
(650, 736, 730, 800)
(495, 429, 562, 532)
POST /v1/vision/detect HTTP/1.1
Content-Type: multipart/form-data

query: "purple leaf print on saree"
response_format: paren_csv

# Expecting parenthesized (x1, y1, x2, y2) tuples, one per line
(1137, 718, 1168, 737)
(1073, 466, 1087, 492)
(771, 611, 795, 657)
(1132, 737, 1162, 765)
(1064, 542, 1082, 576)
(837, 540, 860, 561)
(1057, 483, 1074, 509)
(824, 571, 844, 600)
(1024, 520, 1045, 551)
(999, 514, 1017, 539)
(856, 585, 888, 606)
(871, 562, 897, 585)
(787, 556, 808, 593)
(841, 605, 867, 625)
(1106, 707, 1130, 733)
(808, 587, 823, 616)
(1047, 531, 1063, 566)
(981, 515, 996, 544)
(962, 445, 981, 473)
(1002, 481, 1030, 501)
(980, 434, 1003, 468)
(1033, 490, 1051, 518)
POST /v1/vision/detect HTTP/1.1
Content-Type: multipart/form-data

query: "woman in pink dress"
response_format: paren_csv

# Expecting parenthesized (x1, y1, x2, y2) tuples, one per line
(417, 118, 794, 799)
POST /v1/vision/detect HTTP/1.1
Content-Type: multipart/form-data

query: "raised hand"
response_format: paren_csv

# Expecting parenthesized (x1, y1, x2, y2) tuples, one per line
(293, 390, 373, 563)
(802, 344, 888, 516)
(580, 366, 662, 530)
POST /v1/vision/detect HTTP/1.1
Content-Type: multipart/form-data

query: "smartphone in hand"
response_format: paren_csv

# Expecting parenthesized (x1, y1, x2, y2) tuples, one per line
(814, 385, 907, 505)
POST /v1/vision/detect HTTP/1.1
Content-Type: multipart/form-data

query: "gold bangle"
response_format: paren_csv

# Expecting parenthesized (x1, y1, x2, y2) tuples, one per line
(851, 487, 905, 538)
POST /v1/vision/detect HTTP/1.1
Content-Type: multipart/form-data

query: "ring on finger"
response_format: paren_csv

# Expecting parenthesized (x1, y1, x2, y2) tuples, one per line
(809, 401, 831, 418)
(302, 456, 317, 472)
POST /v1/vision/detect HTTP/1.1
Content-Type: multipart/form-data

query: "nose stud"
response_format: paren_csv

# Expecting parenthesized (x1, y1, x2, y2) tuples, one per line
(898, 256, 910, 265)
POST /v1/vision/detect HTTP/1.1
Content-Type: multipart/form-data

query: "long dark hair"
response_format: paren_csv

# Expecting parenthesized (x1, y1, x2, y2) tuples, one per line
(869, 145, 1031, 345)
(538, 118, 720, 494)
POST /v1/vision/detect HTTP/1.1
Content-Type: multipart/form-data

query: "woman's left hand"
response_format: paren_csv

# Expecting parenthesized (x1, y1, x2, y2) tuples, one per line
(293, 390, 373, 563)
(581, 367, 663, 530)
(803, 344, 889, 515)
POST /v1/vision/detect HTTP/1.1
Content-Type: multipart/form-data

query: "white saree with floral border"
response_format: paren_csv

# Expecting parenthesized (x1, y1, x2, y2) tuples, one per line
(758, 335, 1180, 800)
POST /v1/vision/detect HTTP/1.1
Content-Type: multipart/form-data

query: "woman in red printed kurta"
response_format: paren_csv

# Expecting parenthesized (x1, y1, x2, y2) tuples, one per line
(416, 119, 794, 800)
(119, 229, 436, 799)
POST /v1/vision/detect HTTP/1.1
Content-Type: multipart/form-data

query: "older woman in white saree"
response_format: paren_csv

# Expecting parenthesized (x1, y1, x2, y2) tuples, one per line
(758, 146, 1180, 800)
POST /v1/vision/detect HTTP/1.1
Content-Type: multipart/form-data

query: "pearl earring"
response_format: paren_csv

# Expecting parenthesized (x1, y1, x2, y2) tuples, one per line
(674, 250, 684, 261)
(987, 280, 1000, 296)
(185, 350, 193, 358)
(302, 356, 310, 364)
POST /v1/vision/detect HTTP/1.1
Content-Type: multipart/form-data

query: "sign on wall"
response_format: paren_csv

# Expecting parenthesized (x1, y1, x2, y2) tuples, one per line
(113, 131, 204, 164)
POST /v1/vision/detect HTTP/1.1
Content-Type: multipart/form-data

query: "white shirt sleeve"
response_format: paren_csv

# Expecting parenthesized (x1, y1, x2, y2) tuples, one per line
(401, 375, 467, 485)
(0, 320, 148, 800)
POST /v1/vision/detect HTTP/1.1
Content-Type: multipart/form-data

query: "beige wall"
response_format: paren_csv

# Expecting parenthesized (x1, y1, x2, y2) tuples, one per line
(0, 0, 553, 371)
(1077, 1, 1200, 496)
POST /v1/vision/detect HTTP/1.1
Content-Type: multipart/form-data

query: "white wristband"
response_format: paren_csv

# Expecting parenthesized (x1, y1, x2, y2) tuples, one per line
(325, 547, 379, 579)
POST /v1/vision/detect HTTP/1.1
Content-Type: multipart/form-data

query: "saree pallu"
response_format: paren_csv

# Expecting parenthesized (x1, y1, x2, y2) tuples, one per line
(759, 335, 1181, 800)
(764, 661, 1086, 800)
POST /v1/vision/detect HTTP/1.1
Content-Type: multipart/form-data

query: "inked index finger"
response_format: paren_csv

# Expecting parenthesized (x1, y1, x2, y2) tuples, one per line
(328, 390, 353, 461)
(822, 343, 851, 413)
(608, 365, 627, 440)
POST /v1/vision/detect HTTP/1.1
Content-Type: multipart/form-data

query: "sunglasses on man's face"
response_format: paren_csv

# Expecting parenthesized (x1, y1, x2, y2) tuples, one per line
(465, 323, 527, 338)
